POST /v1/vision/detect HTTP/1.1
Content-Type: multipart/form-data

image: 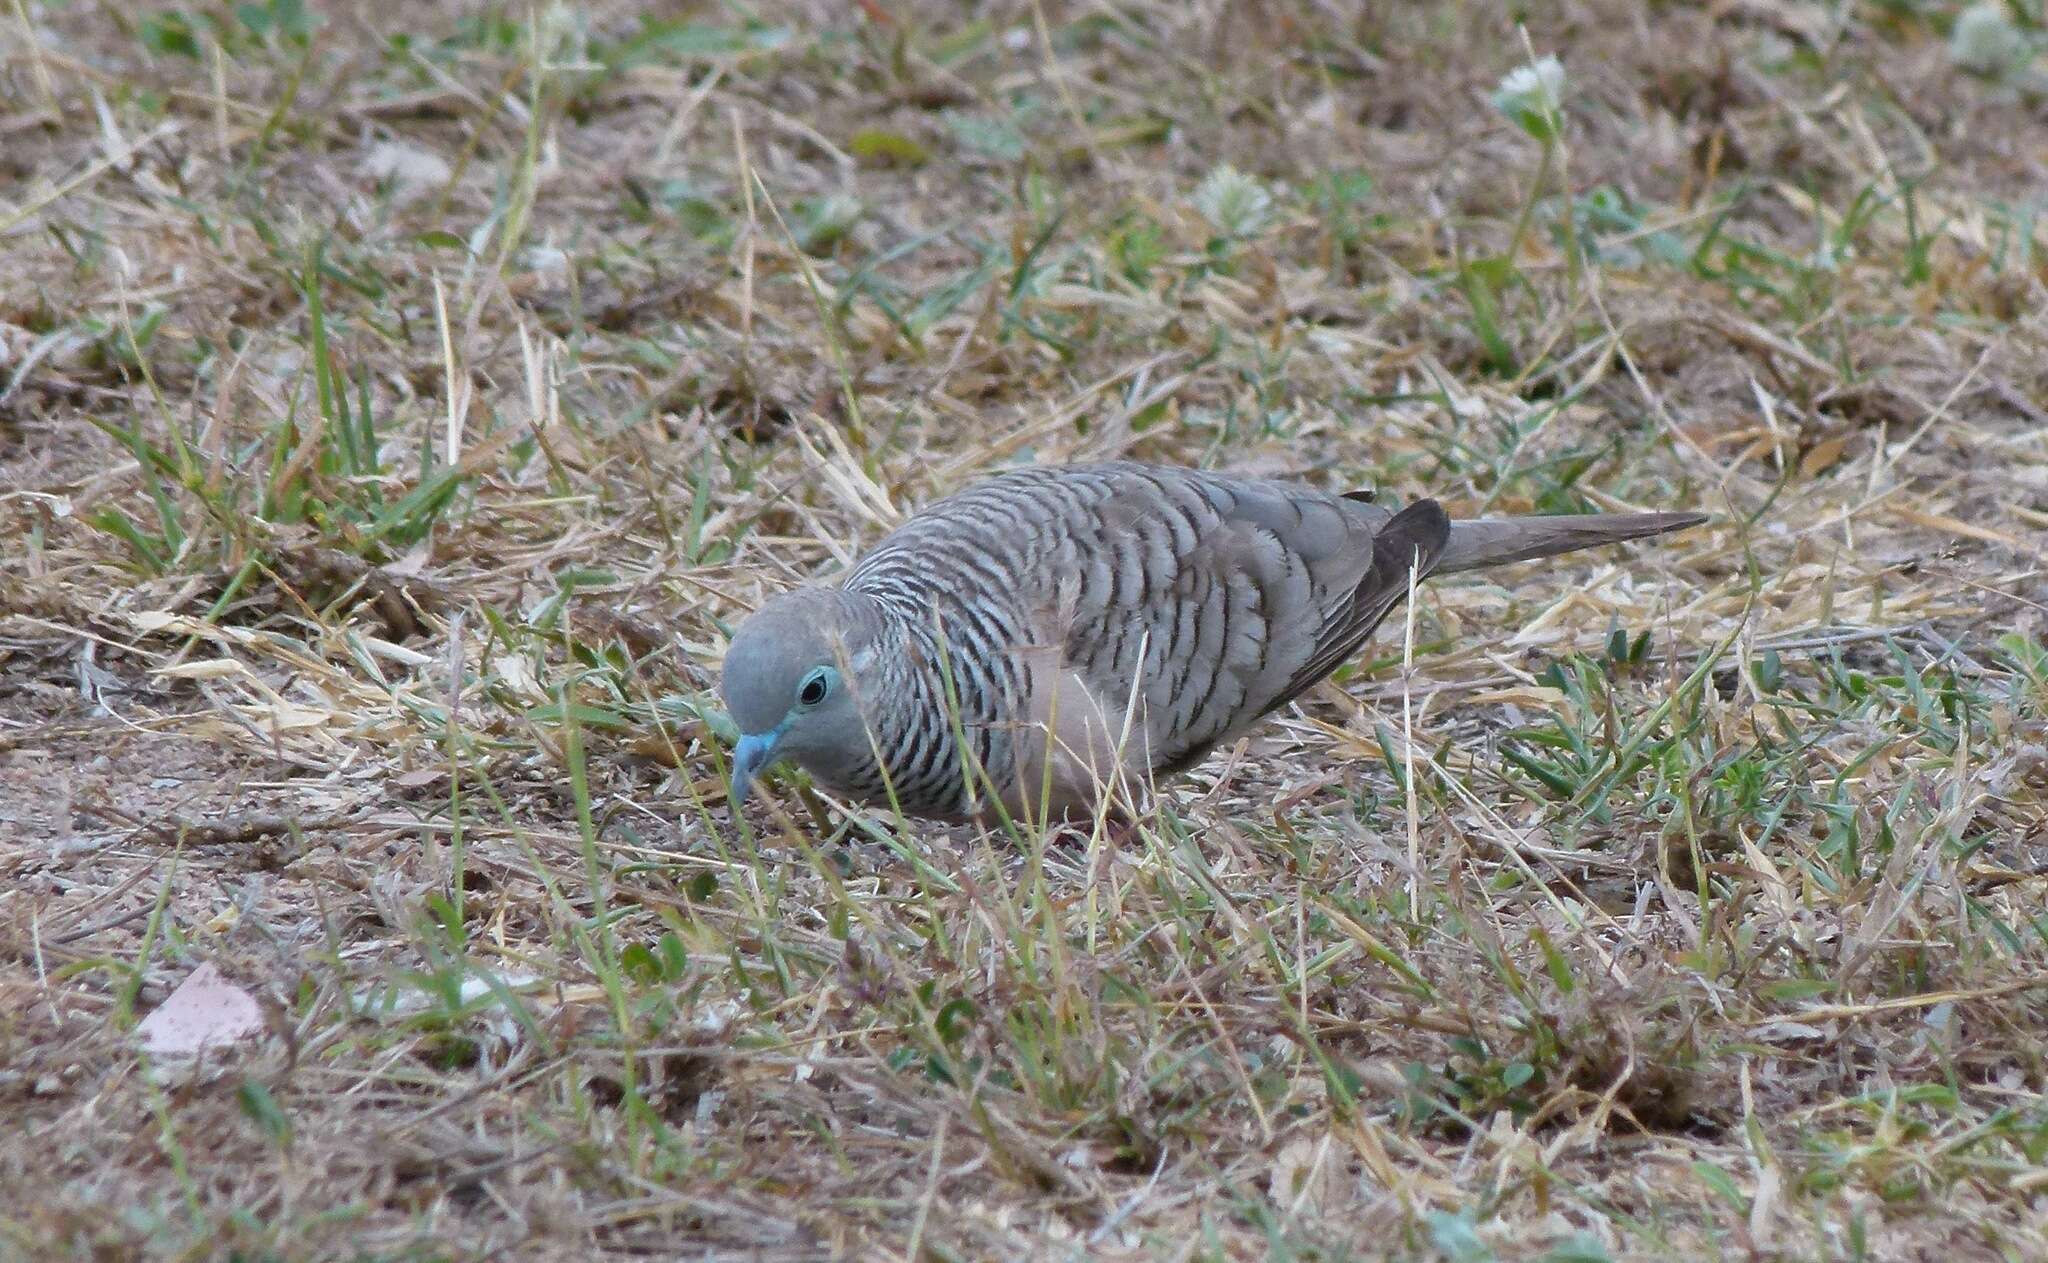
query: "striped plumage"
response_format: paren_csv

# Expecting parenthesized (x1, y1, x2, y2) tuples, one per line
(719, 461, 1704, 823)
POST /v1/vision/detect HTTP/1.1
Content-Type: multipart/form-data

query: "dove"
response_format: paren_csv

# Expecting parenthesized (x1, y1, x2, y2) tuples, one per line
(718, 461, 1704, 826)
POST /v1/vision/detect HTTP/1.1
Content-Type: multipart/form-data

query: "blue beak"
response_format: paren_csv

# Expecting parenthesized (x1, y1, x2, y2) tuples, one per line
(730, 727, 786, 808)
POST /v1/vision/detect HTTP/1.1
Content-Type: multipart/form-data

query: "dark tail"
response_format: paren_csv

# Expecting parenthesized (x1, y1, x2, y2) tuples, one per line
(1436, 511, 1707, 574)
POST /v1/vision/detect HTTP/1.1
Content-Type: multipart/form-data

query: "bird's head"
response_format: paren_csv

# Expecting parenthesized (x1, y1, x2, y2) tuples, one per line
(718, 587, 882, 807)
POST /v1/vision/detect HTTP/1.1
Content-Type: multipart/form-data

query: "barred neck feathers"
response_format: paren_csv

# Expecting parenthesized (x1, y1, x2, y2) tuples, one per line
(848, 595, 1049, 815)
(848, 591, 1019, 820)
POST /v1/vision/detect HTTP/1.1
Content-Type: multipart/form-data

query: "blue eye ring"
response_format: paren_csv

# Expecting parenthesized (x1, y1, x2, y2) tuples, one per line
(796, 666, 834, 708)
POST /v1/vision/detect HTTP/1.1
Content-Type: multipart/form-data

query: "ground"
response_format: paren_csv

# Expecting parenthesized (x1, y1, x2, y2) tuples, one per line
(3, 1, 2048, 1259)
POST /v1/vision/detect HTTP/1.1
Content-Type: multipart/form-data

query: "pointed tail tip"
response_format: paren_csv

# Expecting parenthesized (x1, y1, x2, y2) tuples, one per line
(1437, 507, 1710, 573)
(1610, 509, 1711, 539)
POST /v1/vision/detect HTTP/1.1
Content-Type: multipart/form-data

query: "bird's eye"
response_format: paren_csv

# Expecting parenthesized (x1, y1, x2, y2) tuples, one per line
(797, 668, 832, 708)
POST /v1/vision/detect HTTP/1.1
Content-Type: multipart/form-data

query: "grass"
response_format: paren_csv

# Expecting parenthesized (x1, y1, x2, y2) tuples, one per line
(2, 0, 2046, 1258)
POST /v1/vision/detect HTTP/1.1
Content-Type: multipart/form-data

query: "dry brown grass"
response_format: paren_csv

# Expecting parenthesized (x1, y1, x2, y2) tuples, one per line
(4, 1, 2048, 1259)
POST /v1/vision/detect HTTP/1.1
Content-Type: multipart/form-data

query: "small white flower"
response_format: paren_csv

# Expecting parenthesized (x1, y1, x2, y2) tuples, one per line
(1496, 56, 1565, 114)
(1951, 3, 2031, 79)
(536, 1, 583, 61)
(1192, 164, 1274, 238)
(524, 245, 571, 276)
(1492, 54, 1567, 140)
(360, 141, 452, 201)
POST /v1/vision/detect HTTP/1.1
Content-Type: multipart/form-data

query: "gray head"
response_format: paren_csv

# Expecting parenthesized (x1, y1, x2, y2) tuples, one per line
(719, 587, 883, 806)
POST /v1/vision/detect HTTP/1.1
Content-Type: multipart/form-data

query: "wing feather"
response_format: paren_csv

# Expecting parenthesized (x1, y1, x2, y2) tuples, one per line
(1037, 467, 1447, 776)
